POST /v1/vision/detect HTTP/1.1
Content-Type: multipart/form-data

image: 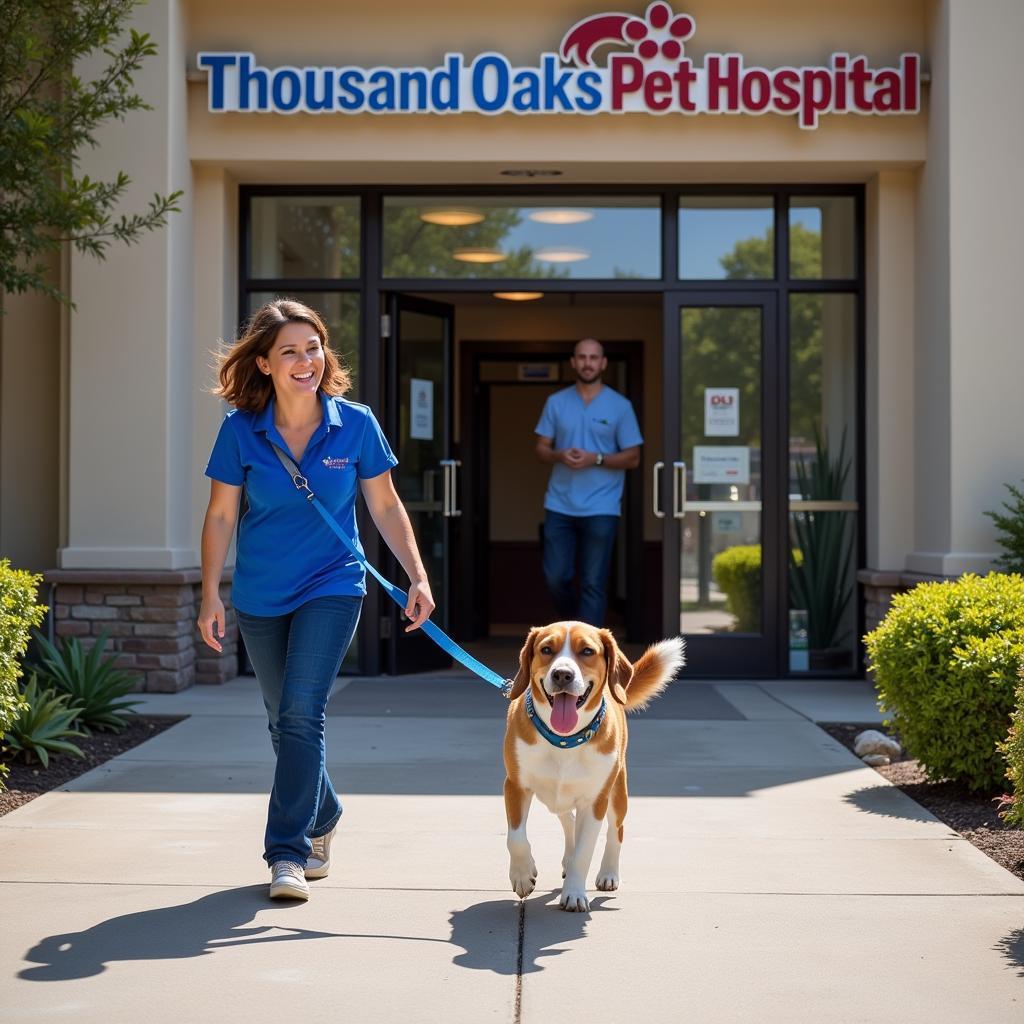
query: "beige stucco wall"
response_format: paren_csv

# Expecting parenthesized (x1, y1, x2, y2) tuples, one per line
(11, 0, 1022, 591)
(60, 0, 194, 570)
(0, 265, 62, 574)
(906, 0, 1024, 575)
(185, 0, 927, 182)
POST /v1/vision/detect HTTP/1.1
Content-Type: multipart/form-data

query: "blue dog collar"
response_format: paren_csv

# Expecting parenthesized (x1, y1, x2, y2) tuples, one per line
(525, 690, 607, 748)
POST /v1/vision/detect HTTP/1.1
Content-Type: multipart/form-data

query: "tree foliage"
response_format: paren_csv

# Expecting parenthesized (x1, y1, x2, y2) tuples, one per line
(984, 480, 1024, 574)
(0, 0, 182, 312)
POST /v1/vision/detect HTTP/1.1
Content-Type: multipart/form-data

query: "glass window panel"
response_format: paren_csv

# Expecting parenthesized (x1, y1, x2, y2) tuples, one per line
(789, 197, 855, 279)
(680, 306, 763, 635)
(382, 196, 660, 279)
(250, 197, 360, 279)
(788, 293, 857, 673)
(679, 197, 774, 280)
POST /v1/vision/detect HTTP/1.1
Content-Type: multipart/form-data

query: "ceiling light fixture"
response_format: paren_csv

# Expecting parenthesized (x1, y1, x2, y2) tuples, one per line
(452, 247, 507, 264)
(420, 209, 485, 226)
(528, 209, 594, 225)
(499, 168, 563, 177)
(493, 291, 544, 302)
(535, 247, 590, 263)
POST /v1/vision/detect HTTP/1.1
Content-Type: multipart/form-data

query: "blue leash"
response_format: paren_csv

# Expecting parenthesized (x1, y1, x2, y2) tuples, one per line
(269, 442, 512, 698)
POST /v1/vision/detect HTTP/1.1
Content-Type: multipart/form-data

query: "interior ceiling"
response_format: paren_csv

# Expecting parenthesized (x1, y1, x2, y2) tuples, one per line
(409, 291, 661, 307)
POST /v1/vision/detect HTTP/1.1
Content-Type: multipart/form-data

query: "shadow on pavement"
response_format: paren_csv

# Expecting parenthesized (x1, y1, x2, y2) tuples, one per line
(448, 891, 616, 975)
(840, 784, 950, 825)
(18, 885, 446, 981)
(995, 927, 1024, 978)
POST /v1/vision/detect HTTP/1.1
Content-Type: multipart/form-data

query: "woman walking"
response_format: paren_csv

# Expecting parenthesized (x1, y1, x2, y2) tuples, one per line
(197, 299, 434, 900)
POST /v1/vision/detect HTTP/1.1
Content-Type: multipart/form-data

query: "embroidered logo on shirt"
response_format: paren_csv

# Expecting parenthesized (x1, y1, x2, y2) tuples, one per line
(322, 456, 351, 469)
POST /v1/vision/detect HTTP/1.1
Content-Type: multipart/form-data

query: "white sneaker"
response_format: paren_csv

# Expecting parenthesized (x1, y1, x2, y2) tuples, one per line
(269, 861, 309, 901)
(305, 824, 336, 880)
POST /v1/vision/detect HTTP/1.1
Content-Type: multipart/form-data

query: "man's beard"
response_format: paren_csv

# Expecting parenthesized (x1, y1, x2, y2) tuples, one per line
(575, 368, 601, 383)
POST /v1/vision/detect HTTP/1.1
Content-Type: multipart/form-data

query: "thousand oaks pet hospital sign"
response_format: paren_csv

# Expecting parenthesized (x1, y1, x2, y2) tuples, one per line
(197, 2, 921, 130)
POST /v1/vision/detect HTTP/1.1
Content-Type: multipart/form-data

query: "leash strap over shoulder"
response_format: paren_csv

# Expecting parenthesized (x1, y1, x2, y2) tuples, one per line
(268, 441, 512, 697)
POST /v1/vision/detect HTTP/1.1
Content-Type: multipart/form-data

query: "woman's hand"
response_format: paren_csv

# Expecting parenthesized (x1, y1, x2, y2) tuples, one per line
(197, 595, 227, 652)
(404, 578, 435, 632)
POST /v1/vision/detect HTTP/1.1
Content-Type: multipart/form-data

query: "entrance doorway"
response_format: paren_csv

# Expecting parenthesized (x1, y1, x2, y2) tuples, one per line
(241, 186, 864, 678)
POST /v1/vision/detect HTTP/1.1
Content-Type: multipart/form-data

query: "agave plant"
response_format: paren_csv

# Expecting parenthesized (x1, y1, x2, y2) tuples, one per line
(3, 674, 85, 767)
(33, 629, 142, 733)
(789, 425, 854, 651)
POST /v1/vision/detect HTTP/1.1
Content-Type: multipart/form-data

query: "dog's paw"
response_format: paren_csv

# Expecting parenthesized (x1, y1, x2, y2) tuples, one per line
(509, 860, 537, 899)
(595, 870, 619, 892)
(559, 882, 590, 912)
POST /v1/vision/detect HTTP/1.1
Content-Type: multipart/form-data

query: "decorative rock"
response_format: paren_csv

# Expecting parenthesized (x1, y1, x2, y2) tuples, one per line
(862, 754, 891, 767)
(854, 729, 902, 759)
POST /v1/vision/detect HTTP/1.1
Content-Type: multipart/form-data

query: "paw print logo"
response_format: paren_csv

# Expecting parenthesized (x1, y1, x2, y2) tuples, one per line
(560, 2, 696, 68)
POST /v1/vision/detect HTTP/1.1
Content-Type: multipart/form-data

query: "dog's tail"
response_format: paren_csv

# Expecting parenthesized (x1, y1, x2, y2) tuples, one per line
(625, 638, 686, 712)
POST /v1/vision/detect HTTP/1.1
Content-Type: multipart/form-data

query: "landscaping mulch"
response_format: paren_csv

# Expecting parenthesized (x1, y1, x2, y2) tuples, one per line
(821, 722, 1024, 884)
(0, 714, 186, 818)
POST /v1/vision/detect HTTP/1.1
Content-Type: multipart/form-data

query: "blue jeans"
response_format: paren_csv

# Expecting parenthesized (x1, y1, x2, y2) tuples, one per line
(542, 510, 619, 627)
(236, 595, 362, 867)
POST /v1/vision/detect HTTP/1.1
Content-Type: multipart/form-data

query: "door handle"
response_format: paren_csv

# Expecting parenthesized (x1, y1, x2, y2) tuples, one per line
(440, 459, 462, 518)
(672, 461, 687, 519)
(652, 461, 665, 518)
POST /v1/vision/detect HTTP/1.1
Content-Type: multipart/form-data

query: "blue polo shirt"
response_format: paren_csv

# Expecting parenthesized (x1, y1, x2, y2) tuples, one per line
(205, 392, 398, 616)
(535, 385, 643, 517)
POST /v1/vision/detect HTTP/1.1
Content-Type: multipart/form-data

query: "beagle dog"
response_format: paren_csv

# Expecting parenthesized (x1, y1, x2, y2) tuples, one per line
(503, 622, 685, 912)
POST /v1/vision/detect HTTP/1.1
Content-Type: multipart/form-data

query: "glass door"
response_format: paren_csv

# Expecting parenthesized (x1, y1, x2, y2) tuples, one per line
(385, 295, 457, 673)
(661, 292, 780, 676)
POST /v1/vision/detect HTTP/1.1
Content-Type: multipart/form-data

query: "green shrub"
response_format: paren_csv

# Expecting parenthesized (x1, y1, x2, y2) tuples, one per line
(865, 572, 1024, 793)
(713, 545, 761, 632)
(984, 480, 1024, 573)
(3, 674, 85, 768)
(997, 667, 1024, 826)
(34, 629, 141, 733)
(0, 559, 47, 787)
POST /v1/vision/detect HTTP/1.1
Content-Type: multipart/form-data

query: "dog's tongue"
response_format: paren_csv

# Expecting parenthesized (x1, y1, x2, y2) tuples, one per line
(550, 693, 579, 734)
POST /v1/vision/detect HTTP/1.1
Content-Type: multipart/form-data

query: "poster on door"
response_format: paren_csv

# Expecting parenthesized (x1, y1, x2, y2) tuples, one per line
(410, 378, 434, 440)
(704, 387, 740, 436)
(693, 446, 750, 484)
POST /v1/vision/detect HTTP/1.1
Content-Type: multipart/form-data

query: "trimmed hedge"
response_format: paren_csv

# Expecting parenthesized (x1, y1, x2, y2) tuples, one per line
(998, 669, 1024, 825)
(865, 572, 1024, 793)
(0, 559, 48, 787)
(712, 545, 761, 633)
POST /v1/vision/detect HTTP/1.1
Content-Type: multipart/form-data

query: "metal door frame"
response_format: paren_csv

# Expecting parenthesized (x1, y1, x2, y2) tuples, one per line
(384, 292, 456, 674)
(661, 290, 781, 677)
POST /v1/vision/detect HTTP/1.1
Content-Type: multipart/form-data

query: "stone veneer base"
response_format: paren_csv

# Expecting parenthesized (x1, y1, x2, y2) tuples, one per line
(857, 567, 955, 636)
(43, 569, 237, 693)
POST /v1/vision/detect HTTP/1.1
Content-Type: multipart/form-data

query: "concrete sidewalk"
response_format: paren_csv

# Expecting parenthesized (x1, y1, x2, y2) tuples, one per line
(2, 674, 1022, 1022)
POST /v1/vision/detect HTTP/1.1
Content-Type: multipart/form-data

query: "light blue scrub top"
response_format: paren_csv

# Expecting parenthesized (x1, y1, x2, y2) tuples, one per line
(535, 385, 643, 517)
(205, 392, 398, 616)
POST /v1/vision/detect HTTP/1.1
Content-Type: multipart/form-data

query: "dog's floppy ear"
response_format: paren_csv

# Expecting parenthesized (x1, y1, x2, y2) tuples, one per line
(509, 627, 539, 700)
(599, 628, 632, 705)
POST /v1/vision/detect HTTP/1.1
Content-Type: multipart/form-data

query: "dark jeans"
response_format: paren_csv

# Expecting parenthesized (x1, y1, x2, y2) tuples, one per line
(542, 510, 619, 627)
(236, 595, 362, 867)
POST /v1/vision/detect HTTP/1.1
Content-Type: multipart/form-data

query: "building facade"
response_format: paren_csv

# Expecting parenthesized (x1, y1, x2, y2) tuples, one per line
(1, 0, 1022, 687)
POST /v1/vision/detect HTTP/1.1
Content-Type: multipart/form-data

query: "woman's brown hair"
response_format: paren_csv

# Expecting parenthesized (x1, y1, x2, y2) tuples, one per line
(213, 299, 352, 411)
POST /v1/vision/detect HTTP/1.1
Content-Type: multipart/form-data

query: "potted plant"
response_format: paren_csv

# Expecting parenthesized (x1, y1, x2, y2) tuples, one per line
(789, 426, 854, 670)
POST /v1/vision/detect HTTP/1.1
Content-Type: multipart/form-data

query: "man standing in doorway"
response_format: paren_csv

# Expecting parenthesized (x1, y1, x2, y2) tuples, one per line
(535, 338, 643, 627)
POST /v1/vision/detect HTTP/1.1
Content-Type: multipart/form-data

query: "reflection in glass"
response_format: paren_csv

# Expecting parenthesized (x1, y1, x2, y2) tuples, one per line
(679, 197, 774, 279)
(789, 294, 856, 498)
(382, 197, 660, 279)
(250, 197, 360, 279)
(247, 292, 360, 393)
(396, 311, 446, 625)
(789, 197, 855, 279)
(788, 293, 857, 672)
(680, 307, 762, 635)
